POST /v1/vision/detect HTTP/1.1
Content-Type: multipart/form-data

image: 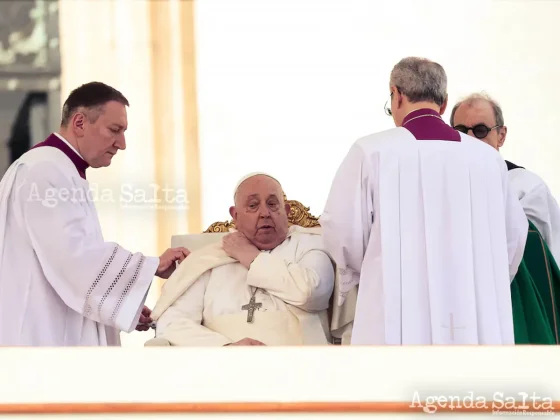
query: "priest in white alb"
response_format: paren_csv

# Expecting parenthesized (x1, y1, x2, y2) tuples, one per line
(0, 82, 189, 346)
(147, 173, 335, 346)
(451, 92, 560, 344)
(450, 93, 560, 263)
(320, 57, 528, 345)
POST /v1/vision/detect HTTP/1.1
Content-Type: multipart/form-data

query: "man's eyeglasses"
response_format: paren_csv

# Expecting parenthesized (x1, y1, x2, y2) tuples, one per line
(453, 124, 500, 139)
(384, 93, 393, 116)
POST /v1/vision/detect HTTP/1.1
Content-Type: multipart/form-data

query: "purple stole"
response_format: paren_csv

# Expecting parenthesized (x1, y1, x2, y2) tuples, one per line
(32, 133, 89, 180)
(402, 108, 461, 142)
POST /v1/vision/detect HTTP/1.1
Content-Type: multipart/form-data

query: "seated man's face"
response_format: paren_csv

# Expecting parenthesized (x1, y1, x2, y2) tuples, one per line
(230, 175, 291, 250)
(452, 99, 506, 150)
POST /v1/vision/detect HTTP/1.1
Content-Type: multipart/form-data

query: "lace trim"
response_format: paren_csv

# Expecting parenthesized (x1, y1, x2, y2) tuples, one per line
(110, 255, 146, 322)
(97, 253, 133, 317)
(338, 266, 355, 276)
(84, 245, 118, 317)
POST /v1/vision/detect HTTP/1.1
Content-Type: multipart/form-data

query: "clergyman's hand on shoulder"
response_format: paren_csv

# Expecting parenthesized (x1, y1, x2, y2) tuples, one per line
(222, 232, 260, 269)
(156, 247, 190, 279)
(225, 337, 266, 346)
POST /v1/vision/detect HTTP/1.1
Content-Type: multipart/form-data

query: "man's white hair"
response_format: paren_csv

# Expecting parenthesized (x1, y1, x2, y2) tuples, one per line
(390, 57, 447, 106)
(233, 172, 281, 200)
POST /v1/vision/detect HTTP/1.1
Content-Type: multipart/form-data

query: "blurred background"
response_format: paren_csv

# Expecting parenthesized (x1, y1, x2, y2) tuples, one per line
(1, 0, 559, 345)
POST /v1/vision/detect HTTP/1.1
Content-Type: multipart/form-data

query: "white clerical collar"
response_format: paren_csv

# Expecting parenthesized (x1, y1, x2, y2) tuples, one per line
(53, 132, 85, 161)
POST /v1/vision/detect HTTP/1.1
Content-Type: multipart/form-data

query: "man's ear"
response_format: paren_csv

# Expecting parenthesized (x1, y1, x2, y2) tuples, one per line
(284, 203, 291, 215)
(229, 206, 236, 219)
(440, 96, 448, 115)
(72, 112, 86, 137)
(497, 126, 507, 148)
(392, 87, 403, 109)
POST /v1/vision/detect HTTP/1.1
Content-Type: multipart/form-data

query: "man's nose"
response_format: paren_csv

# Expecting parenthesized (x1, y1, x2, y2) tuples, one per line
(259, 207, 271, 217)
(115, 135, 126, 150)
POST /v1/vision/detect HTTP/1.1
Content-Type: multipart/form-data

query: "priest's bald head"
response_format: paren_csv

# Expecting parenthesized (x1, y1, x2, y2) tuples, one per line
(230, 173, 291, 250)
(387, 57, 449, 127)
(450, 92, 507, 151)
(59, 82, 129, 168)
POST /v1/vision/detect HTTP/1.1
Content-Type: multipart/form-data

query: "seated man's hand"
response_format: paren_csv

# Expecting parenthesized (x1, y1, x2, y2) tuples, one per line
(136, 306, 152, 331)
(222, 232, 260, 269)
(225, 337, 266, 346)
(156, 247, 190, 278)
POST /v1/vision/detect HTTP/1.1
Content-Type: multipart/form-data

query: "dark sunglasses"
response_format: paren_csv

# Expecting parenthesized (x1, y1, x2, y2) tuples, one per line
(453, 124, 500, 139)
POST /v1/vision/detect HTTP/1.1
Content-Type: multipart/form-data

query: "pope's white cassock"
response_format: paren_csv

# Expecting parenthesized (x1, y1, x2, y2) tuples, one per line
(506, 160, 560, 263)
(149, 226, 334, 346)
(0, 133, 158, 346)
(320, 109, 528, 345)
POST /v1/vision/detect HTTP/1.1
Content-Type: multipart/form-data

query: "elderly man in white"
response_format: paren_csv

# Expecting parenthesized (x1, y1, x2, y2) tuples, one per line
(147, 173, 335, 346)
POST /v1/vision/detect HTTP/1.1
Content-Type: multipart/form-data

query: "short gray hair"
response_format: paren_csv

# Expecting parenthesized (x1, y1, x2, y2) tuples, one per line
(449, 92, 505, 127)
(390, 57, 447, 106)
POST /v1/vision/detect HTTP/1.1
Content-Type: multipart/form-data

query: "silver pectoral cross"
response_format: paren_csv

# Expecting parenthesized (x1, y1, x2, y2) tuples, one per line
(241, 296, 262, 323)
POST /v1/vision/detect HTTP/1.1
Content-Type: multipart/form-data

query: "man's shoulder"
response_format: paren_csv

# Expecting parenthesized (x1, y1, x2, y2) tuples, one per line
(457, 134, 507, 167)
(288, 228, 327, 250)
(351, 129, 505, 167)
(458, 132, 502, 154)
(508, 165, 548, 193)
(353, 128, 500, 154)
(353, 127, 408, 151)
(20, 146, 72, 165)
(14, 148, 77, 181)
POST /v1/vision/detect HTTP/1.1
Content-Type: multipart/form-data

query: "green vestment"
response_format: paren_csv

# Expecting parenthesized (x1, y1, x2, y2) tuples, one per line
(511, 220, 560, 344)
